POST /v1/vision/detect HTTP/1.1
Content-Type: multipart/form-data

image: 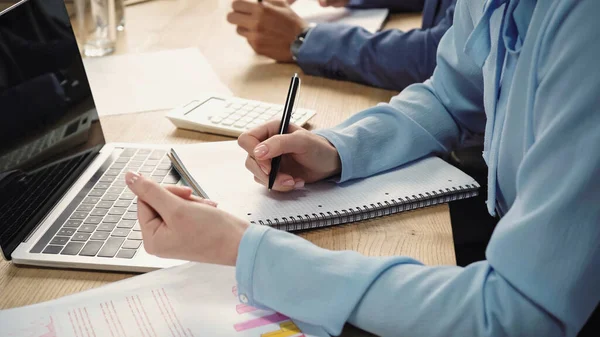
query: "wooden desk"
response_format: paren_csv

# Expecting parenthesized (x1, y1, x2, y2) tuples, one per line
(0, 0, 454, 312)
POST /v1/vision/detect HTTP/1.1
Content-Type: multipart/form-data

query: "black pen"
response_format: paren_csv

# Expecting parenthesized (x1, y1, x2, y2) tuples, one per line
(268, 73, 301, 191)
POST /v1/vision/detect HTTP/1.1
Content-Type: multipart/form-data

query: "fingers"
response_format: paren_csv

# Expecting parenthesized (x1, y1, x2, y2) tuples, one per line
(246, 155, 304, 192)
(253, 132, 309, 161)
(137, 199, 163, 236)
(231, 0, 259, 14)
(163, 184, 218, 207)
(126, 171, 181, 216)
(226, 11, 256, 30)
(238, 120, 303, 159)
(319, 0, 347, 7)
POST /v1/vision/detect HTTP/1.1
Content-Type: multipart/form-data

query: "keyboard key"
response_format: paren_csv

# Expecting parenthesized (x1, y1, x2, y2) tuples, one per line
(64, 220, 82, 228)
(222, 118, 236, 126)
(132, 222, 141, 231)
(247, 111, 260, 118)
(91, 208, 108, 217)
(132, 155, 147, 162)
(97, 223, 116, 232)
(117, 220, 136, 229)
(91, 232, 110, 241)
(84, 216, 103, 224)
(122, 240, 142, 249)
(70, 212, 88, 219)
(79, 241, 104, 256)
(111, 228, 130, 237)
(43, 245, 63, 254)
(60, 242, 84, 255)
(123, 212, 137, 220)
(57, 228, 76, 236)
(137, 149, 152, 155)
(96, 201, 114, 209)
(50, 236, 69, 245)
(120, 148, 137, 157)
(72, 233, 91, 241)
(98, 237, 125, 257)
(157, 163, 172, 170)
(114, 200, 131, 208)
(149, 150, 166, 160)
(126, 162, 142, 169)
(120, 192, 136, 200)
(107, 187, 125, 194)
(105, 169, 121, 176)
(95, 182, 111, 189)
(83, 197, 100, 204)
(78, 225, 97, 233)
(77, 204, 94, 212)
(111, 163, 126, 170)
(115, 157, 130, 163)
(116, 249, 137, 259)
(99, 175, 116, 183)
(128, 231, 143, 240)
(152, 169, 170, 177)
(139, 166, 154, 173)
(108, 207, 126, 215)
(103, 215, 122, 223)
(234, 120, 248, 128)
(210, 117, 223, 124)
(101, 194, 119, 201)
(128, 204, 138, 212)
(112, 180, 127, 187)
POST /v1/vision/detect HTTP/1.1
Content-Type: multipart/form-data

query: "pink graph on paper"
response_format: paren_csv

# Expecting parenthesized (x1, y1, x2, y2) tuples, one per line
(8, 316, 56, 337)
(233, 313, 290, 332)
(236, 303, 259, 314)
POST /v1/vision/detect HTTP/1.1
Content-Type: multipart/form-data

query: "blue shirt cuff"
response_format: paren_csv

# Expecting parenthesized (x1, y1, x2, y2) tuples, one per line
(235, 224, 270, 309)
(313, 129, 354, 182)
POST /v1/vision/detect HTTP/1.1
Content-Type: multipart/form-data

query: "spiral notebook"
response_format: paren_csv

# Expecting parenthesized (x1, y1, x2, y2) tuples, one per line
(168, 141, 479, 231)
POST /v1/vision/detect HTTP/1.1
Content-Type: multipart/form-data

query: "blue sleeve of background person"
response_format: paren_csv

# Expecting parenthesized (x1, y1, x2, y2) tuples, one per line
(295, 2, 455, 90)
(346, 0, 424, 12)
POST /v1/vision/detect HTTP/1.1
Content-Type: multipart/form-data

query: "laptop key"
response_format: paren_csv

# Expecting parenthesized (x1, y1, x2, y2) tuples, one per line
(105, 169, 121, 176)
(108, 207, 126, 215)
(79, 241, 104, 256)
(132, 222, 141, 231)
(97, 223, 116, 231)
(98, 238, 125, 257)
(114, 200, 131, 208)
(128, 204, 138, 212)
(78, 225, 97, 233)
(123, 212, 137, 220)
(107, 187, 125, 195)
(111, 228, 130, 237)
(72, 233, 91, 241)
(101, 194, 119, 201)
(50, 236, 69, 245)
(112, 180, 127, 187)
(117, 220, 136, 229)
(61, 242, 85, 255)
(83, 196, 101, 204)
(111, 163, 126, 169)
(96, 201, 114, 208)
(104, 215, 122, 223)
(122, 240, 142, 249)
(57, 228, 76, 236)
(120, 192, 136, 200)
(43, 245, 63, 254)
(95, 182, 111, 189)
(91, 232, 110, 240)
(137, 149, 152, 155)
(120, 148, 137, 157)
(128, 231, 143, 240)
(115, 157, 130, 163)
(116, 249, 137, 259)
(149, 150, 166, 159)
(88, 189, 105, 197)
(77, 204, 94, 212)
(84, 216, 103, 224)
(91, 208, 108, 217)
(99, 175, 116, 183)
(70, 212, 88, 219)
(64, 220, 82, 228)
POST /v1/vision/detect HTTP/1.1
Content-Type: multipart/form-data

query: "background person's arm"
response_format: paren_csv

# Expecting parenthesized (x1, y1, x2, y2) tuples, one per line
(296, 2, 455, 90)
(345, 0, 424, 11)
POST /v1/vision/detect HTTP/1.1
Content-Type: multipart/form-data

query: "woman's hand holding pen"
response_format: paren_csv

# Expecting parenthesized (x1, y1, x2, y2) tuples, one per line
(238, 120, 342, 192)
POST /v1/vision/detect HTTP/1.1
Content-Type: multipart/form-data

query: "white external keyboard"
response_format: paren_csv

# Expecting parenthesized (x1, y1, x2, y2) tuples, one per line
(166, 94, 316, 138)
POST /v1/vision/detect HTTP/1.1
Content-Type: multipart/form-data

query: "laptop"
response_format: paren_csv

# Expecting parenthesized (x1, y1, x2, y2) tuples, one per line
(0, 0, 187, 272)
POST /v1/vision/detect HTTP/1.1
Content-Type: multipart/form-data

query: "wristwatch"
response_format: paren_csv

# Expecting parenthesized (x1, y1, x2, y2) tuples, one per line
(291, 23, 317, 61)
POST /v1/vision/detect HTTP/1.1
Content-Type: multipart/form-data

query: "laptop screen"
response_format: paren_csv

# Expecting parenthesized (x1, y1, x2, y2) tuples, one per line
(0, 0, 105, 257)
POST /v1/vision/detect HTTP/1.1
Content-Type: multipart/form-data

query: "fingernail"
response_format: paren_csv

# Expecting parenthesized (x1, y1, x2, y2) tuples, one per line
(282, 179, 295, 187)
(254, 144, 268, 158)
(294, 180, 305, 189)
(205, 200, 218, 207)
(126, 171, 141, 185)
(259, 165, 269, 175)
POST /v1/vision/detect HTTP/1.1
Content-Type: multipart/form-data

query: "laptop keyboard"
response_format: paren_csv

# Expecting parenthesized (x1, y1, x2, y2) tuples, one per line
(37, 148, 180, 259)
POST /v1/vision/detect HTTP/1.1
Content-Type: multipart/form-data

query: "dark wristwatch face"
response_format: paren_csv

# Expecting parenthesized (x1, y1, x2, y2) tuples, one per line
(291, 26, 314, 60)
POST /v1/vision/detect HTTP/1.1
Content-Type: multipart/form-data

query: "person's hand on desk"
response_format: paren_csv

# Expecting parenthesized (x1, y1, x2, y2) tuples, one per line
(125, 172, 248, 265)
(227, 0, 308, 62)
(238, 120, 342, 192)
(318, 0, 350, 7)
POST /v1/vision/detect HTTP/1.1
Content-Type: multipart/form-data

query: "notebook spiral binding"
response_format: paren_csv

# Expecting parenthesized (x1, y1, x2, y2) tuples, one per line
(251, 183, 480, 231)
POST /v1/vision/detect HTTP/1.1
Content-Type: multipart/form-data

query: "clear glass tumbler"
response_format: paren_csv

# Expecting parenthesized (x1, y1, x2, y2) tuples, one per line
(116, 0, 126, 31)
(83, 0, 117, 57)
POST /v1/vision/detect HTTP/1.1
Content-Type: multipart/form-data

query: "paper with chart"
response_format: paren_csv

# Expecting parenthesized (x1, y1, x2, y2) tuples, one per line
(0, 263, 329, 337)
(291, 0, 389, 33)
(83, 48, 232, 116)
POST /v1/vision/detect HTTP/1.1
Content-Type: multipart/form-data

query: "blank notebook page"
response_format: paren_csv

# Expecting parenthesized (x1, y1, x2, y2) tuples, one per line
(172, 141, 478, 227)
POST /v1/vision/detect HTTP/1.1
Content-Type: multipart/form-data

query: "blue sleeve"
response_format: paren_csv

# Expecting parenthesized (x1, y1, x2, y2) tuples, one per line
(295, 3, 455, 90)
(235, 2, 600, 337)
(346, 0, 424, 12)
(312, 1, 483, 182)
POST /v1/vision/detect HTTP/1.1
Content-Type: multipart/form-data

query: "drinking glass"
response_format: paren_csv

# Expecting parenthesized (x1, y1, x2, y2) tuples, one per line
(82, 0, 117, 57)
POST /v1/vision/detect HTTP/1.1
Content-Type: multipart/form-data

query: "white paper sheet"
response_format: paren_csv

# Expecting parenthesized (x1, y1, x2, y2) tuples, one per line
(83, 48, 232, 117)
(291, 0, 389, 33)
(0, 263, 329, 337)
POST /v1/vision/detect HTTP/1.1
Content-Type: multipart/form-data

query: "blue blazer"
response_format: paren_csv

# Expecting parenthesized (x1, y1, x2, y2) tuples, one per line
(296, 0, 456, 90)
